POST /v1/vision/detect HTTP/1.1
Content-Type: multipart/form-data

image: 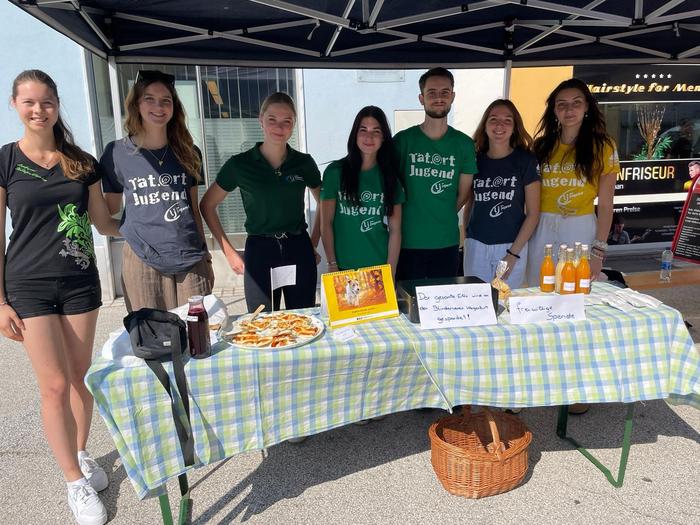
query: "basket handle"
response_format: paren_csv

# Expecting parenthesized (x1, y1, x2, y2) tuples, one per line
(483, 408, 506, 461)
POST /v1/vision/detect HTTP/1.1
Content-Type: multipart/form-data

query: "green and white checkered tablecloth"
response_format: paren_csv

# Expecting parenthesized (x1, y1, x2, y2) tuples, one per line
(86, 282, 699, 500)
(85, 313, 444, 499)
(404, 282, 700, 410)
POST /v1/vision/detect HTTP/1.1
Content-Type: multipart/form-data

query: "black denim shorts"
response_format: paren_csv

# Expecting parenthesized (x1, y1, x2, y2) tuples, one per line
(5, 274, 102, 319)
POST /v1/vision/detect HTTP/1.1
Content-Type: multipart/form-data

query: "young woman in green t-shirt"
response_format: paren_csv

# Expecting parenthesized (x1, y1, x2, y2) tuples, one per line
(320, 106, 404, 276)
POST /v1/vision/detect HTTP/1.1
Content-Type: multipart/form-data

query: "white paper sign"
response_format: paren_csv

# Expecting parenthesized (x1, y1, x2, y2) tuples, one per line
(270, 264, 296, 290)
(509, 294, 586, 325)
(415, 283, 497, 329)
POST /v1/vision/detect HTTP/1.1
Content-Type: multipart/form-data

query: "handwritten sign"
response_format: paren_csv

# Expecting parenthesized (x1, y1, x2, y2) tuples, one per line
(509, 294, 586, 325)
(415, 283, 497, 329)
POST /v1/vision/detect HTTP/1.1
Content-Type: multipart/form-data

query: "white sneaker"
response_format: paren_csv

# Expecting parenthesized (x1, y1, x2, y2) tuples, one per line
(78, 452, 109, 492)
(67, 481, 107, 525)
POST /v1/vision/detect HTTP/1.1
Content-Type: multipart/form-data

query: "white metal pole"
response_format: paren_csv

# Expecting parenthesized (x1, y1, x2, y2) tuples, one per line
(503, 59, 512, 99)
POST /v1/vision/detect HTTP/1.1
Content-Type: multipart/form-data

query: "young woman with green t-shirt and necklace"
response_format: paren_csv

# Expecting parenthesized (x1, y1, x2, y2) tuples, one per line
(201, 92, 322, 312)
(320, 106, 404, 276)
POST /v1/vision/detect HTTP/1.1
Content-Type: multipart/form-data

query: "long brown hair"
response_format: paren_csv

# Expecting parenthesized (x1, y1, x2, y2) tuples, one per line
(11, 70, 94, 181)
(533, 78, 614, 184)
(473, 99, 532, 154)
(124, 73, 201, 181)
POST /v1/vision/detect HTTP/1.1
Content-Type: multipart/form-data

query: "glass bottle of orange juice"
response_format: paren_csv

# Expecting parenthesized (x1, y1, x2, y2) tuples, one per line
(576, 244, 591, 294)
(573, 241, 582, 268)
(560, 248, 577, 295)
(540, 243, 555, 292)
(555, 244, 568, 293)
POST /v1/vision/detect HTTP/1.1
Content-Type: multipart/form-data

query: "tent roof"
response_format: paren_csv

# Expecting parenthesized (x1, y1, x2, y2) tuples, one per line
(10, 0, 700, 67)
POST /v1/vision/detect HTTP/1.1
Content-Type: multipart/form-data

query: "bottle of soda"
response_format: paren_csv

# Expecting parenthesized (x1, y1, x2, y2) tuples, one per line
(187, 295, 211, 359)
(555, 244, 567, 293)
(660, 248, 673, 282)
(560, 248, 577, 295)
(576, 244, 591, 294)
(573, 242, 582, 268)
(540, 243, 555, 293)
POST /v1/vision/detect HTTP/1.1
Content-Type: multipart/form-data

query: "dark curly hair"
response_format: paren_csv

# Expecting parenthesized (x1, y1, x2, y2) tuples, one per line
(533, 78, 614, 185)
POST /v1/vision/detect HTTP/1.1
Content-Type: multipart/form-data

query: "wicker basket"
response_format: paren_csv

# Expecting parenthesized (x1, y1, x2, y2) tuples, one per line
(428, 407, 532, 498)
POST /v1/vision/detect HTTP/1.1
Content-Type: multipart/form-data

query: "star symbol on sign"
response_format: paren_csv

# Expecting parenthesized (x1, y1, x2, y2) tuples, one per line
(652, 74, 656, 78)
(636, 74, 640, 78)
(668, 74, 672, 78)
(643, 74, 648, 78)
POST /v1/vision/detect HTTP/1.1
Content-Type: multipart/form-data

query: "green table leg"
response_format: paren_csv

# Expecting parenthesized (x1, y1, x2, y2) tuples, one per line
(158, 493, 174, 525)
(556, 403, 635, 488)
(157, 473, 191, 525)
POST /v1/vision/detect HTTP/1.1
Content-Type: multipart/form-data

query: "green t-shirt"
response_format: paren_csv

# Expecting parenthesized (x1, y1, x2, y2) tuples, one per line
(321, 161, 405, 269)
(394, 125, 477, 249)
(216, 143, 321, 235)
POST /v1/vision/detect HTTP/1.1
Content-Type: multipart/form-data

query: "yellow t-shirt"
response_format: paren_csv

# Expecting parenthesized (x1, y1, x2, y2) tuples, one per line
(540, 141, 620, 215)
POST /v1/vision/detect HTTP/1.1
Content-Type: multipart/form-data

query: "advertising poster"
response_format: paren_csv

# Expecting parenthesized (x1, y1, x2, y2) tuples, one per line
(574, 64, 700, 245)
(608, 202, 684, 246)
(672, 178, 700, 264)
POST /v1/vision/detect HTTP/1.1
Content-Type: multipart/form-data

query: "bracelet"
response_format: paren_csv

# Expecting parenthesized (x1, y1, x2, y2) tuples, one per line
(591, 246, 606, 255)
(592, 239, 608, 252)
(590, 250, 604, 260)
(328, 261, 337, 266)
(506, 248, 520, 259)
(0, 300, 7, 306)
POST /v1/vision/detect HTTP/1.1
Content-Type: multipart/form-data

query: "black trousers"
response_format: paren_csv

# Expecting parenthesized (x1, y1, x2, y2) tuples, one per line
(396, 245, 460, 281)
(243, 231, 317, 312)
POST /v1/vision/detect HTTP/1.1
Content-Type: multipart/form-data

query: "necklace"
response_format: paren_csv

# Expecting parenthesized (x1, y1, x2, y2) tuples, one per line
(143, 144, 169, 166)
(40, 151, 56, 168)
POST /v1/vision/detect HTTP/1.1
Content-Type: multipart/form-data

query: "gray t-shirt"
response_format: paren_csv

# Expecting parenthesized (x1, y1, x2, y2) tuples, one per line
(467, 148, 539, 245)
(100, 138, 206, 274)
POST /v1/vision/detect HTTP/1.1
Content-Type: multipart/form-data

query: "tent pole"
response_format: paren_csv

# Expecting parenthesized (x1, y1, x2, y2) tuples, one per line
(503, 59, 512, 98)
(107, 57, 124, 140)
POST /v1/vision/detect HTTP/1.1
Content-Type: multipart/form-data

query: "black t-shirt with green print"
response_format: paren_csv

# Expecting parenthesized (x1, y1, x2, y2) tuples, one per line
(0, 142, 101, 280)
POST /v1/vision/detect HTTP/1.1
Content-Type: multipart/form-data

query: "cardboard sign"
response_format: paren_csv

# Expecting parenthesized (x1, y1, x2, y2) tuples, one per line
(415, 283, 497, 330)
(509, 294, 586, 325)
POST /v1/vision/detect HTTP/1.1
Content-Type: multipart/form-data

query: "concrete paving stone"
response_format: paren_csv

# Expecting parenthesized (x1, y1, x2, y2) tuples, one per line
(1, 279, 698, 524)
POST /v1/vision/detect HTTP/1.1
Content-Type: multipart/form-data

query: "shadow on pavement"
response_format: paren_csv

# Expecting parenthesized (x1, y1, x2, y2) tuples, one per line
(184, 400, 697, 523)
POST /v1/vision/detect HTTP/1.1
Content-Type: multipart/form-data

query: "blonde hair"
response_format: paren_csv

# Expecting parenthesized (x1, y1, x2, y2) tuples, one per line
(123, 74, 202, 181)
(12, 70, 94, 181)
(260, 92, 296, 117)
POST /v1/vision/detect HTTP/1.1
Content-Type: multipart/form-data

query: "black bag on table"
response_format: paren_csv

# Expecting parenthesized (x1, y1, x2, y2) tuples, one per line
(123, 308, 195, 468)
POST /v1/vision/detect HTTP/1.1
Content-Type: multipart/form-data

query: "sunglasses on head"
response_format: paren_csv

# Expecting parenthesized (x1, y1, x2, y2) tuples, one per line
(135, 70, 175, 85)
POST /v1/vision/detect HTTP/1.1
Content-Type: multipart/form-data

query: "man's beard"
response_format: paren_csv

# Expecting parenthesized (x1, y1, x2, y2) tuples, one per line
(425, 105, 451, 119)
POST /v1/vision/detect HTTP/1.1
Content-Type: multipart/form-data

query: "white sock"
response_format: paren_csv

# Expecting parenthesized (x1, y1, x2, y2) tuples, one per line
(77, 450, 89, 460)
(67, 477, 89, 488)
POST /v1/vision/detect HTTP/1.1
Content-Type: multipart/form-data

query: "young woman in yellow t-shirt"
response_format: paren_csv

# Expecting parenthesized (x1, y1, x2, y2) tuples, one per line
(526, 78, 620, 287)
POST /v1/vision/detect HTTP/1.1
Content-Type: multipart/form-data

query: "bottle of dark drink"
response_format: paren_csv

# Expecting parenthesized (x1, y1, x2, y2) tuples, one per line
(186, 295, 211, 359)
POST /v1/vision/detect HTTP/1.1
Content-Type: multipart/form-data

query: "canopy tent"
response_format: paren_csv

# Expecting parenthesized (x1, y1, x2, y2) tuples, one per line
(10, 0, 700, 68)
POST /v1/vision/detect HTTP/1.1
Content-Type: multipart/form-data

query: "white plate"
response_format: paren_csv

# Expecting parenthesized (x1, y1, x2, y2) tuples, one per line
(223, 312, 325, 350)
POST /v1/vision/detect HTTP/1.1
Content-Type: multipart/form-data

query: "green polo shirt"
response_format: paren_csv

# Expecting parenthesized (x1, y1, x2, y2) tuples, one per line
(394, 125, 477, 249)
(321, 160, 405, 269)
(216, 143, 321, 235)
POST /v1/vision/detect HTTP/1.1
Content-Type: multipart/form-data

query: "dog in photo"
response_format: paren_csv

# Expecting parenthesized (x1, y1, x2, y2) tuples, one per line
(344, 276, 361, 306)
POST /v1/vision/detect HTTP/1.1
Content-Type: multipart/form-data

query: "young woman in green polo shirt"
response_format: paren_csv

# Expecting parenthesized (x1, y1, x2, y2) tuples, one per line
(201, 92, 321, 312)
(320, 106, 405, 275)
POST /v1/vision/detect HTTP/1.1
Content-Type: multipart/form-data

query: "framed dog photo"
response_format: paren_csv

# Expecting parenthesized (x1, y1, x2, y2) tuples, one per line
(321, 264, 399, 328)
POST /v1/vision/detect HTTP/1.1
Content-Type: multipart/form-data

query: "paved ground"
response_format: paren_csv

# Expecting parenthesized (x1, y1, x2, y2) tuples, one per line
(0, 274, 698, 525)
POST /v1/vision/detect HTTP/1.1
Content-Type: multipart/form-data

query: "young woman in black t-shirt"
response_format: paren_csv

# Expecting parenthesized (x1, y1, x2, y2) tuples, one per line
(100, 70, 213, 312)
(0, 70, 119, 525)
(463, 99, 541, 288)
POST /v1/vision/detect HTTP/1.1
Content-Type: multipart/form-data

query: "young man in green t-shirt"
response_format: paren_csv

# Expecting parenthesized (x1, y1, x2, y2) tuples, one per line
(394, 67, 477, 281)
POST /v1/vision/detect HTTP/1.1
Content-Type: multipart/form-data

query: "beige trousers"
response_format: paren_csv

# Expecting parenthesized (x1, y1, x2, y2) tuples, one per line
(121, 242, 214, 312)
